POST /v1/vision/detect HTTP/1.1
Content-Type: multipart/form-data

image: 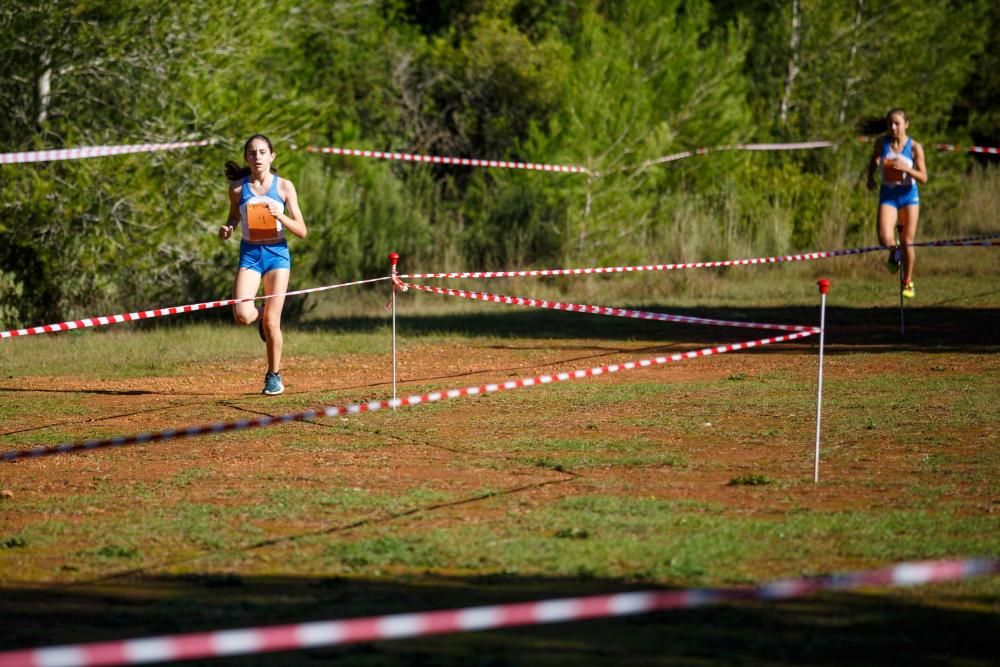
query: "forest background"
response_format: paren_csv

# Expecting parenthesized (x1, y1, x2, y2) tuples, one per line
(0, 0, 997, 326)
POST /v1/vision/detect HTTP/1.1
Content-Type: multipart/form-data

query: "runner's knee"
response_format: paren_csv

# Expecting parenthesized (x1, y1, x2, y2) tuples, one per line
(262, 310, 282, 333)
(234, 306, 256, 326)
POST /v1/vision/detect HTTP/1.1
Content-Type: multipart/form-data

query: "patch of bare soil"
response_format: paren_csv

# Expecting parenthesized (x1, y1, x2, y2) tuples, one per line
(0, 322, 997, 667)
(2, 336, 994, 549)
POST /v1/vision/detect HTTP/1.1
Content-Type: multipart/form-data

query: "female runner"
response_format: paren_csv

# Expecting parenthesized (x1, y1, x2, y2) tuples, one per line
(866, 108, 928, 298)
(219, 134, 307, 395)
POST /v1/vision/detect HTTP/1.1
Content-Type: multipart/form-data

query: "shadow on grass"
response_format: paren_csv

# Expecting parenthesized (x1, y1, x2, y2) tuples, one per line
(297, 304, 1000, 354)
(2, 574, 997, 666)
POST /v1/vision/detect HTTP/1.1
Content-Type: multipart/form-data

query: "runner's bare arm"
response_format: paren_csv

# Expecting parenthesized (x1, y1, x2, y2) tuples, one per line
(901, 141, 928, 184)
(219, 181, 241, 240)
(272, 179, 307, 239)
(866, 137, 884, 191)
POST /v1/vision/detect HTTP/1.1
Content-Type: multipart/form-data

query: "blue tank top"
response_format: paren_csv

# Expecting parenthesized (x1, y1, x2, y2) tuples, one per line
(880, 137, 915, 187)
(238, 174, 286, 243)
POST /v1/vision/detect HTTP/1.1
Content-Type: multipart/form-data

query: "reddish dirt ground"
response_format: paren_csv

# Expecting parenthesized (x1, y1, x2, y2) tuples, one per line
(2, 337, 995, 540)
(1, 324, 997, 666)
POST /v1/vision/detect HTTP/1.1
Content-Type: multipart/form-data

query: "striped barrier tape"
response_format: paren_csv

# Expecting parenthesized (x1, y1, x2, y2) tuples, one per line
(740, 141, 837, 151)
(636, 137, 1000, 171)
(0, 277, 389, 341)
(0, 558, 994, 667)
(0, 330, 815, 463)
(306, 145, 591, 174)
(859, 136, 1000, 155)
(400, 233, 1000, 280)
(935, 143, 1000, 155)
(404, 282, 818, 333)
(917, 239, 1000, 247)
(307, 142, 835, 176)
(402, 248, 874, 279)
(0, 140, 216, 165)
(3, 234, 993, 340)
(635, 141, 835, 170)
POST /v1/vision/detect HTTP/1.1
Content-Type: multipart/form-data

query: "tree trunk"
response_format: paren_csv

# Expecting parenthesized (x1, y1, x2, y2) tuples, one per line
(838, 0, 864, 125)
(779, 0, 801, 125)
(37, 52, 51, 126)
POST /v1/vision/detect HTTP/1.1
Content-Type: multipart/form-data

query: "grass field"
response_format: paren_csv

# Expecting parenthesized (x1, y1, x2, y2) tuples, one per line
(1, 255, 998, 665)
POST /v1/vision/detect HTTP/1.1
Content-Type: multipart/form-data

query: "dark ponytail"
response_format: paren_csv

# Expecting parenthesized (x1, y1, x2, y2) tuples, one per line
(224, 134, 278, 181)
(224, 160, 250, 181)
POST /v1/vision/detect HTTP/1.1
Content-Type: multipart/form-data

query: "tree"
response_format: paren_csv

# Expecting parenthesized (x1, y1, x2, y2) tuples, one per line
(0, 0, 231, 323)
(541, 0, 752, 263)
(727, 0, 989, 139)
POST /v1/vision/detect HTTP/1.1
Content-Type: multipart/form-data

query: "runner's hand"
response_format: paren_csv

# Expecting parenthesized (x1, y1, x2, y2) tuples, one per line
(219, 225, 234, 240)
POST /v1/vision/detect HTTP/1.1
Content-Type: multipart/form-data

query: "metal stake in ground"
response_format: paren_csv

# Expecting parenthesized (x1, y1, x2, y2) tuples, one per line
(897, 224, 905, 337)
(814, 279, 830, 483)
(389, 252, 400, 408)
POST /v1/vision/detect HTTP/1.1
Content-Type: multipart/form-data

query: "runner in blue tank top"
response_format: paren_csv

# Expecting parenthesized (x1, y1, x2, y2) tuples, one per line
(219, 135, 307, 395)
(866, 108, 928, 299)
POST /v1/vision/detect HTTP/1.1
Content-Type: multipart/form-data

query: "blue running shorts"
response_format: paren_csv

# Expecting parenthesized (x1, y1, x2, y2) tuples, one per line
(879, 184, 920, 209)
(239, 240, 292, 275)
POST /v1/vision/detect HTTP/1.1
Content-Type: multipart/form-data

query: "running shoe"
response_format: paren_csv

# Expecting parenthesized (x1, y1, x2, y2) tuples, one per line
(902, 281, 915, 299)
(257, 307, 266, 342)
(263, 371, 284, 395)
(887, 249, 900, 274)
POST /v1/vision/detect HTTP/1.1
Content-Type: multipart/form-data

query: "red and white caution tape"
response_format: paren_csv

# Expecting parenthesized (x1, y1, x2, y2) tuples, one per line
(404, 282, 818, 333)
(306, 142, 838, 175)
(740, 141, 836, 151)
(935, 143, 1000, 155)
(401, 233, 1000, 280)
(854, 137, 1000, 156)
(917, 240, 998, 247)
(0, 140, 216, 165)
(403, 246, 879, 279)
(402, 248, 874, 279)
(0, 277, 389, 340)
(4, 234, 995, 340)
(0, 558, 994, 667)
(647, 138, 1000, 161)
(306, 145, 590, 174)
(0, 330, 814, 463)
(634, 141, 835, 170)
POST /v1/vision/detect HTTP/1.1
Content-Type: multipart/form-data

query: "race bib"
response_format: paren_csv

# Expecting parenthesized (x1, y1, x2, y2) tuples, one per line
(246, 203, 279, 241)
(882, 159, 905, 183)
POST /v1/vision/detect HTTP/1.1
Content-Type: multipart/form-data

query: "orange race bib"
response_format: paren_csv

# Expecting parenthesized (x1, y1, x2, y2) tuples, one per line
(882, 159, 905, 183)
(246, 203, 279, 242)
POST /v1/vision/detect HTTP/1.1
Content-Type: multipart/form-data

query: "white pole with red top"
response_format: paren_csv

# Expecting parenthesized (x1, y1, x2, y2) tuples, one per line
(815, 278, 830, 483)
(389, 252, 399, 408)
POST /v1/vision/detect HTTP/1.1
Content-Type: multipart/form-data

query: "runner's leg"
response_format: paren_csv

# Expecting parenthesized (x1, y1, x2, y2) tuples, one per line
(877, 203, 899, 248)
(262, 269, 289, 373)
(233, 268, 262, 325)
(900, 205, 919, 285)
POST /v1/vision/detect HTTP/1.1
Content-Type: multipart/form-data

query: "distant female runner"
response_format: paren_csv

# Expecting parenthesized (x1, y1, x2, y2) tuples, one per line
(866, 108, 928, 298)
(219, 134, 307, 395)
